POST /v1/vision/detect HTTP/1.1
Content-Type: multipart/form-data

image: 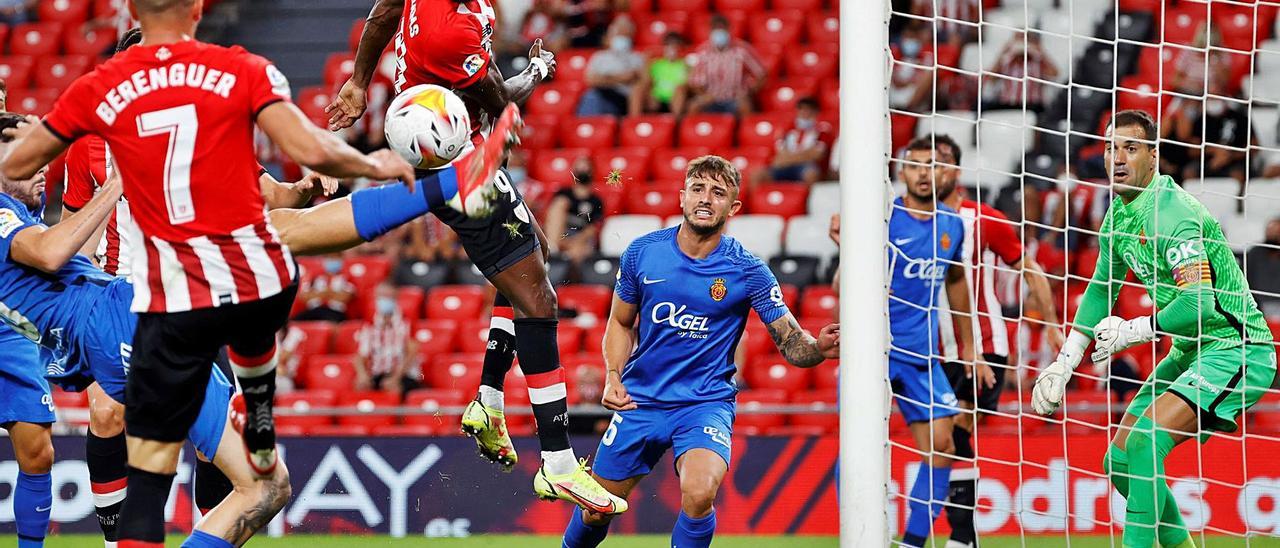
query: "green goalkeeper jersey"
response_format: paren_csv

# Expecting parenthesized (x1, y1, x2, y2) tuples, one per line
(1074, 173, 1273, 353)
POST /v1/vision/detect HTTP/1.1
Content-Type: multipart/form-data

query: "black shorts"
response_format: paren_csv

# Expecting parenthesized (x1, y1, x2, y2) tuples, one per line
(943, 353, 1009, 413)
(125, 284, 298, 443)
(430, 169, 538, 278)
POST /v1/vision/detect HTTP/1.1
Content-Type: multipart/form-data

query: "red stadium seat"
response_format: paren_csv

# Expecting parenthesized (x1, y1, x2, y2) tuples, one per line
(689, 11, 748, 45)
(790, 390, 837, 431)
(8, 88, 59, 116)
(336, 391, 400, 428)
(1163, 4, 1208, 47)
(1213, 5, 1259, 52)
(0, 56, 34, 90)
(633, 12, 690, 47)
(529, 147, 589, 188)
(723, 147, 772, 185)
(736, 389, 788, 430)
(34, 55, 92, 90)
(426, 285, 486, 321)
(753, 43, 784, 79)
(291, 321, 335, 357)
(525, 81, 583, 117)
(303, 354, 357, 392)
(801, 286, 838, 320)
(784, 44, 838, 79)
(746, 353, 813, 393)
(738, 113, 791, 148)
(348, 19, 365, 52)
(344, 256, 392, 319)
(593, 147, 653, 184)
(306, 424, 371, 437)
(10, 23, 63, 57)
(62, 26, 116, 56)
(332, 321, 363, 355)
(557, 285, 613, 321)
(52, 388, 88, 410)
(555, 324, 584, 358)
(456, 319, 492, 353)
(758, 78, 818, 113)
(581, 324, 607, 352)
(779, 284, 801, 311)
(806, 12, 839, 45)
(558, 116, 618, 150)
(40, 0, 91, 24)
(650, 147, 713, 182)
(748, 184, 809, 218)
(555, 49, 595, 83)
(658, 0, 709, 13)
(403, 388, 466, 427)
(323, 53, 356, 88)
(411, 319, 459, 354)
(276, 391, 337, 430)
(296, 86, 333, 125)
(619, 115, 677, 148)
(625, 183, 684, 217)
(748, 11, 803, 46)
(679, 114, 736, 148)
(427, 353, 483, 391)
(742, 322, 772, 357)
(772, 0, 824, 11)
(812, 359, 838, 390)
(714, 0, 763, 11)
(520, 114, 559, 150)
(396, 286, 425, 319)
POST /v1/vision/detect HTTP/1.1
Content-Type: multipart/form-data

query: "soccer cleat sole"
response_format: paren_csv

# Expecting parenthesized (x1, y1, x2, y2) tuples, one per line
(459, 422, 517, 471)
(229, 394, 278, 478)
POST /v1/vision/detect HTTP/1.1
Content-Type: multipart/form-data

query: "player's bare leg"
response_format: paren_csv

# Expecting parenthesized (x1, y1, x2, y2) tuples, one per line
(1107, 395, 1198, 548)
(671, 449, 727, 546)
(186, 408, 291, 546)
(563, 474, 643, 548)
(86, 383, 128, 547)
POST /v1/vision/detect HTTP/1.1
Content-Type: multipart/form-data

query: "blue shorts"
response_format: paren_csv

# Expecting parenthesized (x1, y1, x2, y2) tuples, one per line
(0, 330, 54, 425)
(46, 278, 134, 402)
(189, 365, 233, 460)
(591, 400, 735, 481)
(889, 357, 959, 424)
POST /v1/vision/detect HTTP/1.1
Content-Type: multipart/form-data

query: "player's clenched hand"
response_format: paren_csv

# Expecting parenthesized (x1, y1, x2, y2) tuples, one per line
(368, 149, 418, 192)
(1031, 359, 1072, 415)
(325, 79, 368, 131)
(529, 39, 557, 79)
(1090, 315, 1156, 363)
(602, 373, 636, 411)
(816, 323, 839, 359)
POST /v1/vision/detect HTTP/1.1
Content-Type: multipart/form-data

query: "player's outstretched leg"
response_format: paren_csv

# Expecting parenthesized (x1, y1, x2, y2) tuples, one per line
(6, 423, 53, 548)
(86, 382, 128, 547)
(462, 293, 519, 470)
(268, 104, 522, 256)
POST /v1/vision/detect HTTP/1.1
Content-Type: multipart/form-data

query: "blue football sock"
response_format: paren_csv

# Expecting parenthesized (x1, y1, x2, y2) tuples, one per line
(562, 508, 610, 548)
(15, 471, 51, 548)
(671, 509, 716, 548)
(349, 167, 455, 241)
(181, 529, 234, 548)
(903, 464, 951, 547)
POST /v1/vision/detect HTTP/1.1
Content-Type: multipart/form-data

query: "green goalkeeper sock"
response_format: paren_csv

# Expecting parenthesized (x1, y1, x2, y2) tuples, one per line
(1122, 416, 1181, 548)
(1105, 443, 1192, 547)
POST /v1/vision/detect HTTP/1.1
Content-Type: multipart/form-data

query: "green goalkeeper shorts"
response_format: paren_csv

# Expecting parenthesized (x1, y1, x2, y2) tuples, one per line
(1123, 343, 1277, 436)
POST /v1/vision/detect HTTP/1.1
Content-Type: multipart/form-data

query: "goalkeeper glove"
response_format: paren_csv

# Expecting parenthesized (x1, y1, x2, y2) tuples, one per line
(1031, 331, 1089, 415)
(1089, 315, 1157, 363)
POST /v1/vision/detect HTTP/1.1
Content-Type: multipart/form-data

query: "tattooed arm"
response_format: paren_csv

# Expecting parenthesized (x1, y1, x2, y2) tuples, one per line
(764, 313, 839, 368)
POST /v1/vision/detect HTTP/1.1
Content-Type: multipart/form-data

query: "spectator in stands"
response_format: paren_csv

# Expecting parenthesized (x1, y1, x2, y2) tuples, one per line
(911, 0, 978, 45)
(576, 17, 645, 117)
(686, 14, 766, 116)
(984, 31, 1059, 112)
(294, 256, 356, 322)
(354, 283, 421, 396)
(275, 324, 306, 394)
(523, 0, 619, 50)
(1170, 24, 1233, 100)
(0, 79, 7, 112)
(635, 32, 689, 115)
(1246, 218, 1280, 319)
(0, 0, 35, 26)
(890, 20, 935, 113)
(1160, 92, 1254, 193)
(543, 157, 605, 264)
(758, 97, 833, 188)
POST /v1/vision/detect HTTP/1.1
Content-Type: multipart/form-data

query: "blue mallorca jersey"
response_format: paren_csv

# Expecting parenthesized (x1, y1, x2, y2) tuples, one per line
(887, 198, 966, 368)
(0, 192, 115, 357)
(615, 226, 791, 405)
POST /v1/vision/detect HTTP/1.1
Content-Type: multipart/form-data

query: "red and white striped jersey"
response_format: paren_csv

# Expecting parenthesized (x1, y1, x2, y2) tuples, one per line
(357, 314, 412, 377)
(44, 40, 297, 313)
(63, 135, 134, 278)
(939, 199, 1024, 360)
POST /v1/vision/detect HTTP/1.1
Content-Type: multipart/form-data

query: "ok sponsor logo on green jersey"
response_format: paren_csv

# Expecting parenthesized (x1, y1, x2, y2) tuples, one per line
(1165, 240, 1204, 268)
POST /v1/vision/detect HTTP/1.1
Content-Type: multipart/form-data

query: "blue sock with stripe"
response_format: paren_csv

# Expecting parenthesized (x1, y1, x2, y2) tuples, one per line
(562, 508, 609, 548)
(903, 464, 951, 547)
(15, 471, 51, 548)
(349, 168, 455, 241)
(181, 529, 234, 548)
(671, 509, 716, 548)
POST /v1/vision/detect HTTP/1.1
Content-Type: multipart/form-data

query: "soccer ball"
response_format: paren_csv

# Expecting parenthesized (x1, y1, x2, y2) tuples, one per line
(384, 84, 471, 170)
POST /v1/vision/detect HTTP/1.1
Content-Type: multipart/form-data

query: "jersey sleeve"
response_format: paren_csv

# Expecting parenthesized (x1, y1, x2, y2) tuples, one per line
(239, 51, 293, 116)
(747, 262, 790, 325)
(1153, 207, 1216, 336)
(62, 139, 104, 212)
(43, 76, 99, 142)
(0, 205, 41, 264)
(614, 240, 642, 305)
(980, 207, 1023, 265)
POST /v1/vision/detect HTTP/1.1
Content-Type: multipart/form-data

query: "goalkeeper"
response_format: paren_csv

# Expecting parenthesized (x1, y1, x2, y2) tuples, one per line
(1032, 109, 1277, 548)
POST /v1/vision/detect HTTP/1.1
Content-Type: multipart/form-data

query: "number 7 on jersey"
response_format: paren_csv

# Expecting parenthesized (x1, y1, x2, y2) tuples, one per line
(137, 104, 199, 225)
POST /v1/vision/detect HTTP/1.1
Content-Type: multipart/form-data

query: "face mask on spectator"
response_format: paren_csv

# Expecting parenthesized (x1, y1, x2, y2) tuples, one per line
(508, 167, 527, 185)
(610, 35, 632, 52)
(901, 38, 921, 58)
(710, 29, 730, 48)
(324, 258, 343, 275)
(795, 117, 815, 130)
(1205, 99, 1226, 116)
(376, 297, 396, 316)
(573, 169, 594, 185)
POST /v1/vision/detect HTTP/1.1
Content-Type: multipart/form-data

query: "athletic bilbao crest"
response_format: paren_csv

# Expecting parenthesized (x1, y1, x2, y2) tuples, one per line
(710, 278, 727, 301)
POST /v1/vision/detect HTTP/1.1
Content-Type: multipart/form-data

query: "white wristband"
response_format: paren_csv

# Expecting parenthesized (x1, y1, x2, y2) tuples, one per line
(1058, 330, 1091, 370)
(529, 57, 549, 80)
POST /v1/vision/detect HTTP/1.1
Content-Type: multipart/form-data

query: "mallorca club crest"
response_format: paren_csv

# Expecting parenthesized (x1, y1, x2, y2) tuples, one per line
(710, 278, 728, 302)
(1139, 228, 1148, 246)
(940, 232, 952, 251)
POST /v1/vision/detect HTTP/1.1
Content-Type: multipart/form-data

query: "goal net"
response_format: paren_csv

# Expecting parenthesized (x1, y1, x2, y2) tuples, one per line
(880, 0, 1280, 545)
